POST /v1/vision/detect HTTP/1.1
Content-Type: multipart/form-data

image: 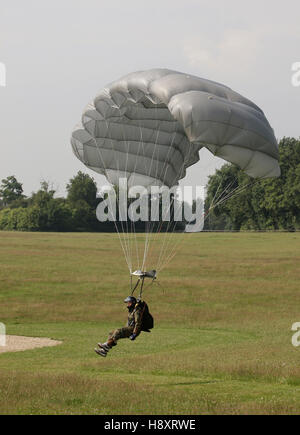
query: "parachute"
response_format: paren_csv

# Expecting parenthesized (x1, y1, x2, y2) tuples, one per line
(71, 69, 280, 282)
(71, 68, 280, 188)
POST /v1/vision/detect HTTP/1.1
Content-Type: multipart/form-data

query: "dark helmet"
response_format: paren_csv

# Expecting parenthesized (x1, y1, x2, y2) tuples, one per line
(124, 296, 137, 305)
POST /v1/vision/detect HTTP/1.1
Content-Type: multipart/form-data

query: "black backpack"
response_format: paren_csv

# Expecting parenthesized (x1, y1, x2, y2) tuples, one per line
(138, 301, 154, 332)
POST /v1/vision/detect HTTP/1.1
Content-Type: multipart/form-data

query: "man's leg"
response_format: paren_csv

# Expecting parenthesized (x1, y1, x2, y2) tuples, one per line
(109, 327, 133, 344)
(96, 327, 133, 357)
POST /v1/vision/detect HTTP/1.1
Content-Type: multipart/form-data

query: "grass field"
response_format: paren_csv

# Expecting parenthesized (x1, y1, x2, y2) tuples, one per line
(0, 231, 299, 415)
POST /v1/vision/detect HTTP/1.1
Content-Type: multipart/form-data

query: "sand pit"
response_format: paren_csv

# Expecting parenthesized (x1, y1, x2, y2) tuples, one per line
(0, 336, 62, 353)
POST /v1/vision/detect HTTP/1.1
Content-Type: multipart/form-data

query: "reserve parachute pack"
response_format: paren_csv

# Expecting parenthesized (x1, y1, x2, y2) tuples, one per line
(137, 300, 154, 332)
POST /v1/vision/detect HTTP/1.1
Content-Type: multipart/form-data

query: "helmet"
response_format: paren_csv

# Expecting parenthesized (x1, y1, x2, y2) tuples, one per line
(124, 296, 137, 305)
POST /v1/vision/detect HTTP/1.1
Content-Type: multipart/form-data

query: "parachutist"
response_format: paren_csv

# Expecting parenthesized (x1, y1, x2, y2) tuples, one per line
(94, 296, 153, 357)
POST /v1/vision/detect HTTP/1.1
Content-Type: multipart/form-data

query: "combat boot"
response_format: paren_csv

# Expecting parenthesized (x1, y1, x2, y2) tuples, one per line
(94, 347, 107, 357)
(97, 342, 111, 352)
(98, 339, 115, 351)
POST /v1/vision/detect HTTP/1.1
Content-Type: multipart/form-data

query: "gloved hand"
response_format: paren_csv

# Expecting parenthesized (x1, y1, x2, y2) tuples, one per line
(130, 334, 137, 341)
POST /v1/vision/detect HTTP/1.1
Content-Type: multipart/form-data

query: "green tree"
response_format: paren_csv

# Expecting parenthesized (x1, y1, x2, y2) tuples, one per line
(27, 182, 74, 231)
(66, 172, 100, 231)
(67, 172, 98, 208)
(70, 199, 96, 231)
(0, 176, 25, 207)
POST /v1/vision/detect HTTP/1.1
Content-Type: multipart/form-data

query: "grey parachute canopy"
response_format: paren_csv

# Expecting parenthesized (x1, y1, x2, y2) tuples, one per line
(71, 69, 280, 188)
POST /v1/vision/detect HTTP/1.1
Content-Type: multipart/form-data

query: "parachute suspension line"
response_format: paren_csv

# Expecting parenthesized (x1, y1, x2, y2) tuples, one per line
(131, 102, 163, 273)
(157, 168, 245, 272)
(145, 121, 186, 271)
(98, 117, 129, 270)
(147, 177, 177, 271)
(131, 210, 140, 272)
(210, 175, 239, 208)
(155, 139, 194, 272)
(130, 102, 162, 273)
(157, 176, 236, 272)
(131, 121, 148, 272)
(208, 178, 223, 210)
(158, 176, 263, 273)
(117, 101, 152, 274)
(138, 104, 155, 272)
(115, 104, 148, 275)
(124, 110, 139, 275)
(147, 105, 178, 270)
(144, 123, 181, 270)
(123, 120, 132, 274)
(158, 179, 250, 273)
(105, 115, 132, 273)
(121, 99, 155, 274)
(122, 107, 132, 273)
(207, 177, 260, 214)
(152, 278, 166, 296)
(141, 104, 162, 273)
(203, 175, 251, 216)
(134, 110, 152, 272)
(123, 102, 151, 274)
(91, 129, 131, 273)
(154, 191, 177, 271)
(145, 119, 183, 272)
(204, 175, 239, 228)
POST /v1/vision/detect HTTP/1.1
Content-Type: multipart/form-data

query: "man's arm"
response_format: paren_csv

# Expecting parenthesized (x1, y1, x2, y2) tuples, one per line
(133, 306, 143, 336)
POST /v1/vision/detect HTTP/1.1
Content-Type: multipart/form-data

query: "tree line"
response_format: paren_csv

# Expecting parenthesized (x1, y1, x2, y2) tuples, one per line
(0, 172, 103, 232)
(0, 172, 184, 232)
(0, 137, 299, 232)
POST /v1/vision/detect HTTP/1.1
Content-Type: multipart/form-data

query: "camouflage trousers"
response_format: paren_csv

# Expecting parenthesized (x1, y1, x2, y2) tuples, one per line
(108, 327, 134, 343)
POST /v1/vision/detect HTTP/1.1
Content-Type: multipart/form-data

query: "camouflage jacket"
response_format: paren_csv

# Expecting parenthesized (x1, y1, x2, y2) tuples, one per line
(127, 304, 143, 335)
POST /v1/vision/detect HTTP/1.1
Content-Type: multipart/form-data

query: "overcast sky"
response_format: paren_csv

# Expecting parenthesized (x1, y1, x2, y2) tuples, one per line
(1, 0, 299, 197)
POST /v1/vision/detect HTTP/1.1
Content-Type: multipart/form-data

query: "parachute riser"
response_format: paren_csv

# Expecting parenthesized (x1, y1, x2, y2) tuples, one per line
(130, 276, 146, 299)
(130, 270, 157, 299)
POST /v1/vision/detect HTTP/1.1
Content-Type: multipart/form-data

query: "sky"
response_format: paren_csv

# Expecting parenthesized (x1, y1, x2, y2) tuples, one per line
(0, 0, 299, 197)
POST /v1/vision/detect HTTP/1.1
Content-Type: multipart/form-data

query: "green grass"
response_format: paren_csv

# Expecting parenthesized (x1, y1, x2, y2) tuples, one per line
(0, 231, 300, 414)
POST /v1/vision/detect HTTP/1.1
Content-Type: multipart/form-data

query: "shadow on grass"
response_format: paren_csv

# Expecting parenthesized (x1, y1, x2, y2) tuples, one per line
(156, 380, 221, 387)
